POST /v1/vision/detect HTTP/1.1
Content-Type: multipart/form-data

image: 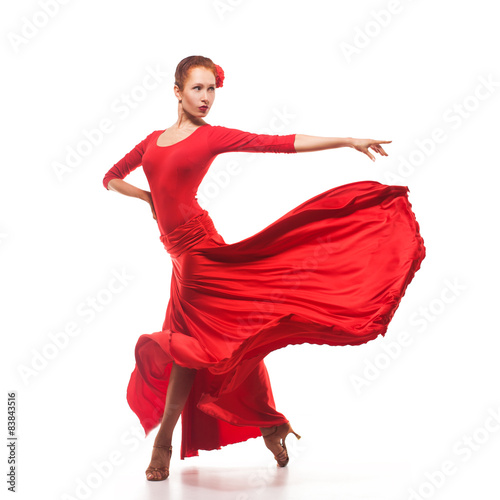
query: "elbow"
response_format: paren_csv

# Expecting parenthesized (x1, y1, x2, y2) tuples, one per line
(103, 175, 117, 191)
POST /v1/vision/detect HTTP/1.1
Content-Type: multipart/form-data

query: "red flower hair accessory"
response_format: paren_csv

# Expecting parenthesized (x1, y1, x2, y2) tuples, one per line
(214, 64, 225, 88)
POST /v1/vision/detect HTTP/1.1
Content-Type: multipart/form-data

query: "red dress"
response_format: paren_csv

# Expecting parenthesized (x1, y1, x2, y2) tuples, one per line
(103, 124, 425, 459)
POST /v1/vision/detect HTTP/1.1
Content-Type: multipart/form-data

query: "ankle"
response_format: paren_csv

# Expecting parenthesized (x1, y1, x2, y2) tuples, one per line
(153, 435, 172, 447)
(260, 425, 277, 437)
(260, 421, 288, 433)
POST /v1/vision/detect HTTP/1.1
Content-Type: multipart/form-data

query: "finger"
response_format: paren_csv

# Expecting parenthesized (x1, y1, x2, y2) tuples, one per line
(371, 144, 388, 156)
(370, 145, 383, 155)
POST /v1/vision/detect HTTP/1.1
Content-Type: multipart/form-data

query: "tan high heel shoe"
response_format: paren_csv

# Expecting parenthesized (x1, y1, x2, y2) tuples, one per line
(145, 444, 172, 481)
(260, 422, 301, 467)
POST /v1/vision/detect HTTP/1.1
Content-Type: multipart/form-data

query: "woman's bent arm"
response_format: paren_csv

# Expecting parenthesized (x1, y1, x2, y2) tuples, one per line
(107, 178, 148, 200)
(107, 179, 157, 220)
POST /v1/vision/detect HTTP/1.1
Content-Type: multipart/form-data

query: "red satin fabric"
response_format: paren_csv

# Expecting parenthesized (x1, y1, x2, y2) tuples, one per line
(126, 179, 425, 459)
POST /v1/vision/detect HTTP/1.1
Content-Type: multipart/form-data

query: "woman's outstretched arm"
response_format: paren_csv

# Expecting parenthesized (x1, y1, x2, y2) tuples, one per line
(293, 135, 391, 162)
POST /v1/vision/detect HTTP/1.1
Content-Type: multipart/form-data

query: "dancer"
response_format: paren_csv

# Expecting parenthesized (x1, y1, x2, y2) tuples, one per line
(102, 55, 425, 481)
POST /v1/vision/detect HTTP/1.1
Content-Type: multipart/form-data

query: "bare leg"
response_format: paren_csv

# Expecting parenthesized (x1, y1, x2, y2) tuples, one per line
(146, 361, 197, 480)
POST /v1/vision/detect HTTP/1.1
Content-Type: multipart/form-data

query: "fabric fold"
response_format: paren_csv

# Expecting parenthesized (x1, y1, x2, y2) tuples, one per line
(126, 180, 425, 459)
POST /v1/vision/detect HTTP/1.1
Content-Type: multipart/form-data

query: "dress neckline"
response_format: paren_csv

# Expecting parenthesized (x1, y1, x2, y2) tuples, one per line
(155, 124, 209, 148)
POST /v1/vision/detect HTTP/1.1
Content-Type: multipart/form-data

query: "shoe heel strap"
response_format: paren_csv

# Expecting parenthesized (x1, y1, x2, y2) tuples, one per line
(153, 444, 173, 451)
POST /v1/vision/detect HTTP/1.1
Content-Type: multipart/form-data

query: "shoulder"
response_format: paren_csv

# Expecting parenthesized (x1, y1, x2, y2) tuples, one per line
(204, 124, 250, 137)
(201, 123, 230, 139)
(143, 129, 161, 144)
(204, 124, 240, 132)
(134, 130, 160, 143)
(129, 130, 159, 154)
(205, 124, 238, 131)
(203, 123, 245, 139)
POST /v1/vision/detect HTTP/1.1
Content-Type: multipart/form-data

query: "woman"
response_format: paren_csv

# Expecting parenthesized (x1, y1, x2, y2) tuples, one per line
(102, 55, 425, 481)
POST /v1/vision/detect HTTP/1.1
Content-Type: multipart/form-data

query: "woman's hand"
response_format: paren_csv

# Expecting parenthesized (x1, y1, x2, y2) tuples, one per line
(142, 191, 157, 221)
(350, 138, 392, 162)
(107, 179, 157, 221)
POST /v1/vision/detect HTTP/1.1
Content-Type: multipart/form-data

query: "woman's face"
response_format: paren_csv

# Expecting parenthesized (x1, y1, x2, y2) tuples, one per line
(177, 66, 216, 118)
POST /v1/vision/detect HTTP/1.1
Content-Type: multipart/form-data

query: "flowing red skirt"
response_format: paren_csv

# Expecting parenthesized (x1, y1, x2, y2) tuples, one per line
(126, 180, 425, 459)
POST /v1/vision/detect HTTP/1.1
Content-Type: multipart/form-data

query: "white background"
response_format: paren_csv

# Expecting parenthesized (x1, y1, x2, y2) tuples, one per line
(2, 1, 499, 499)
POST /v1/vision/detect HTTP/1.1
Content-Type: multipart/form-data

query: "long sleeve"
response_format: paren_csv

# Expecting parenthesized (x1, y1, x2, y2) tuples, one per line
(103, 132, 154, 190)
(207, 125, 296, 156)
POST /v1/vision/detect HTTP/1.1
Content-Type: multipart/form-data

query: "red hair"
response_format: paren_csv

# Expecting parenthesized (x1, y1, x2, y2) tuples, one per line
(174, 55, 224, 91)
